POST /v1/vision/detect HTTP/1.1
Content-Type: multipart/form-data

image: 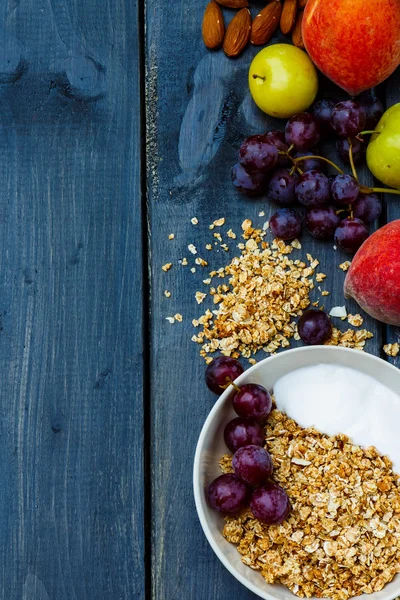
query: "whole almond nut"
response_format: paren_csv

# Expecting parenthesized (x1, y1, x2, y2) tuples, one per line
(292, 10, 305, 48)
(299, 0, 308, 8)
(216, 0, 248, 7)
(223, 8, 251, 58)
(280, 0, 297, 35)
(202, 1, 225, 49)
(251, 1, 282, 46)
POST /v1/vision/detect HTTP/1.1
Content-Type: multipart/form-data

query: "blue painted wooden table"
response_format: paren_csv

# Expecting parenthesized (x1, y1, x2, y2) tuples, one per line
(0, 1, 399, 598)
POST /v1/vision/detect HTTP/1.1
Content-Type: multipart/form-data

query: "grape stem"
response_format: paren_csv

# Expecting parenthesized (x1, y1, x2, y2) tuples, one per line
(220, 377, 241, 392)
(360, 185, 400, 196)
(347, 138, 358, 181)
(294, 155, 344, 174)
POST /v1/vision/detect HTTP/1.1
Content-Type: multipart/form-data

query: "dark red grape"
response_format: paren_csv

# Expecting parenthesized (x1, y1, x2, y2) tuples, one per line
(233, 383, 272, 422)
(232, 445, 273, 487)
(250, 483, 291, 525)
(239, 135, 279, 173)
(224, 418, 265, 453)
(295, 170, 330, 207)
(285, 113, 320, 151)
(270, 208, 302, 241)
(334, 218, 369, 253)
(208, 474, 250, 515)
(336, 138, 366, 165)
(294, 150, 327, 173)
(331, 100, 366, 138)
(266, 130, 291, 167)
(311, 99, 336, 134)
(231, 163, 267, 196)
(305, 206, 341, 240)
(298, 309, 332, 345)
(353, 193, 382, 223)
(331, 174, 360, 205)
(357, 92, 384, 130)
(267, 168, 299, 206)
(205, 356, 244, 395)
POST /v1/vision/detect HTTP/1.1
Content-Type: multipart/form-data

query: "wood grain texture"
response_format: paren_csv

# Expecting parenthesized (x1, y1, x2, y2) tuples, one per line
(0, 1, 145, 598)
(146, 5, 384, 599)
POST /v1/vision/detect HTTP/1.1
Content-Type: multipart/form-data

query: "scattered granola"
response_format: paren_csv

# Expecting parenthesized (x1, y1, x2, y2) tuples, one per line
(195, 257, 208, 267)
(339, 261, 351, 272)
(348, 314, 364, 327)
(321, 291, 330, 297)
(213, 218, 225, 227)
(162, 263, 172, 272)
(315, 273, 327, 283)
(168, 233, 175, 240)
(181, 258, 188, 266)
(191, 217, 199, 225)
(325, 328, 373, 350)
(221, 409, 400, 600)
(188, 244, 197, 255)
(164, 290, 171, 298)
(190, 267, 196, 273)
(166, 316, 175, 323)
(195, 291, 207, 305)
(206, 244, 213, 250)
(227, 229, 237, 239)
(174, 313, 183, 322)
(383, 343, 400, 358)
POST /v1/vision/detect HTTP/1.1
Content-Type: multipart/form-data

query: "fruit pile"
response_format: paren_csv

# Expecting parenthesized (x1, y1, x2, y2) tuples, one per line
(202, 0, 307, 57)
(232, 95, 391, 254)
(206, 357, 291, 524)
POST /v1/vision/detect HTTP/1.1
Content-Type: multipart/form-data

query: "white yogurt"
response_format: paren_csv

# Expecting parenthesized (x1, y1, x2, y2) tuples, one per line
(274, 364, 400, 472)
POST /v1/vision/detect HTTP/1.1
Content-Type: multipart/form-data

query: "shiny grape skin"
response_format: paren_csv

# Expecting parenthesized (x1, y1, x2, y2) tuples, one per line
(267, 168, 299, 206)
(294, 150, 327, 173)
(232, 445, 273, 487)
(266, 130, 291, 167)
(298, 309, 332, 345)
(224, 418, 265, 453)
(336, 138, 366, 166)
(231, 162, 267, 196)
(331, 174, 360, 206)
(357, 92, 384, 130)
(305, 206, 341, 240)
(295, 170, 330, 208)
(331, 100, 366, 138)
(250, 483, 291, 525)
(311, 99, 336, 135)
(285, 113, 320, 151)
(232, 383, 272, 422)
(270, 208, 302, 241)
(205, 356, 244, 394)
(353, 193, 382, 224)
(208, 474, 250, 515)
(239, 135, 279, 173)
(334, 218, 369, 253)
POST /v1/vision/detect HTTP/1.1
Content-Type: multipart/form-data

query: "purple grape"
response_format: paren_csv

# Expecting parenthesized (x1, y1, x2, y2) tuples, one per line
(224, 418, 265, 453)
(298, 309, 332, 345)
(331, 100, 366, 138)
(205, 356, 244, 395)
(331, 174, 360, 205)
(311, 99, 336, 134)
(353, 193, 382, 223)
(232, 445, 273, 487)
(334, 218, 369, 253)
(295, 170, 330, 207)
(266, 130, 291, 167)
(294, 150, 327, 173)
(267, 168, 299, 206)
(208, 474, 250, 515)
(250, 483, 291, 525)
(285, 113, 320, 151)
(231, 163, 267, 196)
(336, 138, 366, 165)
(269, 208, 302, 241)
(233, 383, 272, 422)
(305, 206, 341, 240)
(357, 92, 384, 130)
(239, 135, 279, 173)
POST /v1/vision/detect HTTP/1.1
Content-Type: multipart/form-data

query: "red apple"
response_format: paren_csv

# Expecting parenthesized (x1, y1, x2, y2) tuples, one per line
(303, 0, 400, 96)
(344, 220, 400, 326)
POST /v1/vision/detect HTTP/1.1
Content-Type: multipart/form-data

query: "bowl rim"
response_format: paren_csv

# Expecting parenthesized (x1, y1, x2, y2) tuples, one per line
(193, 346, 400, 600)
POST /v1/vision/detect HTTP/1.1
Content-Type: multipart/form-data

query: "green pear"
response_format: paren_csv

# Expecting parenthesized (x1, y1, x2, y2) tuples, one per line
(367, 103, 400, 189)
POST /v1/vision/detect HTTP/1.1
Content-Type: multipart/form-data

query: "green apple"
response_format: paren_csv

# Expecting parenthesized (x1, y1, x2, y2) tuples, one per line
(248, 44, 318, 119)
(367, 103, 400, 189)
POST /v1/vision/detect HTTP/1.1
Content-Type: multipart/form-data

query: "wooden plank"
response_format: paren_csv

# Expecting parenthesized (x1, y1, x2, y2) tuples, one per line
(0, 1, 145, 598)
(146, 8, 383, 600)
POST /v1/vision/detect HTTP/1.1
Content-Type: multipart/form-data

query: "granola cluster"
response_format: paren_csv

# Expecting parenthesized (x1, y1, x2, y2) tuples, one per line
(220, 410, 400, 600)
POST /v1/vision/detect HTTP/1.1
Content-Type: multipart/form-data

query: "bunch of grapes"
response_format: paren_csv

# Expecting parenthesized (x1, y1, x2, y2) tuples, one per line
(231, 93, 384, 253)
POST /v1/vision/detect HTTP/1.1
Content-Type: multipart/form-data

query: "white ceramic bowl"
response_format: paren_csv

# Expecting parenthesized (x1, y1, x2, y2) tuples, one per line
(193, 346, 400, 600)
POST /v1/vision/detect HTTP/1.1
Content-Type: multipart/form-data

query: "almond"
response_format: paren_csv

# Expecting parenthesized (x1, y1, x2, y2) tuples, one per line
(216, 0, 248, 7)
(299, 0, 308, 8)
(223, 8, 251, 58)
(280, 0, 297, 35)
(202, 1, 225, 49)
(292, 10, 304, 48)
(251, 1, 282, 46)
